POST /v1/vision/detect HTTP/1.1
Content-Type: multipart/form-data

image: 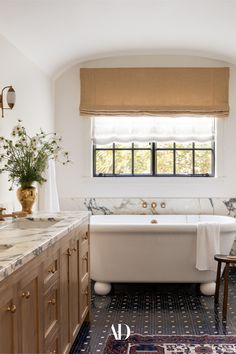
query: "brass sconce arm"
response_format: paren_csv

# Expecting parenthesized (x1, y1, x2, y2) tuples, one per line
(0, 86, 16, 118)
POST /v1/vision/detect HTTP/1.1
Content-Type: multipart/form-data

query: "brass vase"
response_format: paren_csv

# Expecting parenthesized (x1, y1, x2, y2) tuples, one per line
(16, 186, 37, 214)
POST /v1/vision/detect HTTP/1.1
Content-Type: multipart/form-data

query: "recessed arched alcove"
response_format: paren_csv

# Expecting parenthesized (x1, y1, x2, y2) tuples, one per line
(54, 53, 236, 202)
(54, 50, 234, 81)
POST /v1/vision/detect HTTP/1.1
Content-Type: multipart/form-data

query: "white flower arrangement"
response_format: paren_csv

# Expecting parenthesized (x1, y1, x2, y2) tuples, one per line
(0, 120, 70, 190)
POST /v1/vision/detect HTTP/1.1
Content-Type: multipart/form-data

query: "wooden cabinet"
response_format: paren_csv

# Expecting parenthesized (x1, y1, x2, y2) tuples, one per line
(79, 225, 90, 323)
(0, 285, 18, 354)
(44, 281, 59, 339)
(60, 226, 90, 353)
(60, 237, 71, 354)
(18, 267, 43, 354)
(68, 231, 81, 341)
(0, 220, 90, 354)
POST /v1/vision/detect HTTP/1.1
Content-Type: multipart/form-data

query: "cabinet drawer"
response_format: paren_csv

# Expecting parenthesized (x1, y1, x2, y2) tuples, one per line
(44, 255, 59, 288)
(44, 282, 59, 338)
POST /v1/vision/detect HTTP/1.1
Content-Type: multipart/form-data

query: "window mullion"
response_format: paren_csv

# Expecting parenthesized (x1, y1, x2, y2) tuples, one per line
(193, 142, 195, 175)
(212, 141, 215, 177)
(132, 143, 134, 175)
(173, 142, 176, 175)
(113, 143, 115, 175)
(152, 142, 156, 175)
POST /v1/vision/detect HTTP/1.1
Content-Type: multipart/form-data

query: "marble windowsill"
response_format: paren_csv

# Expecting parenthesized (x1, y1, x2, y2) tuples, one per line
(0, 211, 89, 283)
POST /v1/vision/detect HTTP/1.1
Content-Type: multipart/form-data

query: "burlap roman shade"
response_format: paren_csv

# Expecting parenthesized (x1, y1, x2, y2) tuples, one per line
(80, 67, 229, 117)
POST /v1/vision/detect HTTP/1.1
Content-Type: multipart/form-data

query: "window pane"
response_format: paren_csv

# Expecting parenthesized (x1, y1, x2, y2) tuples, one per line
(176, 150, 193, 174)
(156, 142, 173, 148)
(115, 150, 132, 174)
(195, 150, 212, 174)
(194, 142, 212, 148)
(175, 142, 193, 148)
(134, 150, 151, 174)
(156, 150, 174, 174)
(115, 143, 132, 149)
(96, 143, 113, 148)
(134, 142, 151, 148)
(96, 150, 113, 174)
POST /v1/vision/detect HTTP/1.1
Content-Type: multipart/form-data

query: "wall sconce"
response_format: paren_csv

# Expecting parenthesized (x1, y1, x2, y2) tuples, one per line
(0, 86, 16, 118)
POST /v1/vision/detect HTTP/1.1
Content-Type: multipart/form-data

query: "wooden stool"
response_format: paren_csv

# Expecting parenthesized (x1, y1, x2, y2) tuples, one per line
(214, 254, 236, 320)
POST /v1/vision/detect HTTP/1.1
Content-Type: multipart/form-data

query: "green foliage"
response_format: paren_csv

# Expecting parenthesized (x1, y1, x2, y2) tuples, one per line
(0, 120, 70, 190)
(96, 150, 113, 174)
(115, 150, 132, 174)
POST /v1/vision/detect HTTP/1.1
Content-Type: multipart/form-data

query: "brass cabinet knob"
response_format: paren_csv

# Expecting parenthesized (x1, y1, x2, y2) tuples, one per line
(66, 249, 72, 256)
(82, 231, 89, 240)
(48, 298, 56, 305)
(21, 291, 31, 299)
(48, 267, 56, 274)
(160, 202, 166, 208)
(7, 304, 16, 313)
(82, 290, 88, 295)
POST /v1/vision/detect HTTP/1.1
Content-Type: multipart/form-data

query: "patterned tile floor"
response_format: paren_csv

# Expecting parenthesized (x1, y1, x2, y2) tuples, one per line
(70, 270, 236, 353)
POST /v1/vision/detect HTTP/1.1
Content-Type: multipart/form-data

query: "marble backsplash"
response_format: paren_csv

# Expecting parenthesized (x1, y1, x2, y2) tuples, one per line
(60, 197, 236, 217)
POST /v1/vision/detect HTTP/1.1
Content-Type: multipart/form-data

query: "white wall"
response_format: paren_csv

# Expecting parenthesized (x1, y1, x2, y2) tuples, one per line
(0, 34, 54, 210)
(55, 55, 236, 198)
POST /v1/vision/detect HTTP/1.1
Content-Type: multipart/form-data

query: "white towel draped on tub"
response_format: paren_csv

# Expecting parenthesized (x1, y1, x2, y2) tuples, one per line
(196, 223, 220, 272)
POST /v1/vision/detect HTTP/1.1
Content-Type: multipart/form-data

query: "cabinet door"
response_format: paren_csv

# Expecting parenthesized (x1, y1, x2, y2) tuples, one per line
(18, 267, 43, 354)
(79, 225, 90, 322)
(60, 237, 71, 354)
(60, 225, 89, 354)
(0, 285, 18, 353)
(69, 232, 80, 340)
(44, 281, 59, 339)
(45, 333, 59, 354)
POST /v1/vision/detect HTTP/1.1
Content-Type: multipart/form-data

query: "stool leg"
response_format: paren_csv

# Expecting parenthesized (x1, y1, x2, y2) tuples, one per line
(215, 261, 222, 303)
(223, 263, 230, 321)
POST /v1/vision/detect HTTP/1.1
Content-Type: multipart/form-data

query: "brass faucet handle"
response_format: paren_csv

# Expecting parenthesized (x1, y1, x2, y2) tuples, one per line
(160, 202, 166, 209)
(151, 202, 157, 209)
(142, 201, 148, 208)
(2, 213, 17, 219)
(12, 211, 28, 218)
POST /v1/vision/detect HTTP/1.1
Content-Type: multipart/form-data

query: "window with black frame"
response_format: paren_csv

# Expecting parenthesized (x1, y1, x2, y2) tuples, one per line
(92, 117, 215, 177)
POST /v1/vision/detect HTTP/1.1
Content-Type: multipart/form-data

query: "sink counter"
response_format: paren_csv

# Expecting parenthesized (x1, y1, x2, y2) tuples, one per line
(0, 211, 89, 282)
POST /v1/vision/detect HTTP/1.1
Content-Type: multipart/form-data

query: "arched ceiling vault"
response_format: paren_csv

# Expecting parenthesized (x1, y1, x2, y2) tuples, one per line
(0, 0, 236, 77)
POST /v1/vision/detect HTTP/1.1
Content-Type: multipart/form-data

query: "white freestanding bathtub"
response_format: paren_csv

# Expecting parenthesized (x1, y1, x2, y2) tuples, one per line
(90, 215, 236, 295)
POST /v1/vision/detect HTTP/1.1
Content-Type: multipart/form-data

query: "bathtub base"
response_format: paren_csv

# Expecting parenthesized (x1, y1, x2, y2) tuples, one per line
(94, 281, 216, 296)
(200, 282, 216, 296)
(94, 281, 112, 295)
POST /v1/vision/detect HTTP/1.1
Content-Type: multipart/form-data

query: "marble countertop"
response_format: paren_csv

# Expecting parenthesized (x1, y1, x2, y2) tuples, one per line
(0, 211, 89, 283)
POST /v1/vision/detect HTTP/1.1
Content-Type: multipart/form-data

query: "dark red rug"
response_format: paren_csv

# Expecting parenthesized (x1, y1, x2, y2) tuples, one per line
(103, 334, 236, 353)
